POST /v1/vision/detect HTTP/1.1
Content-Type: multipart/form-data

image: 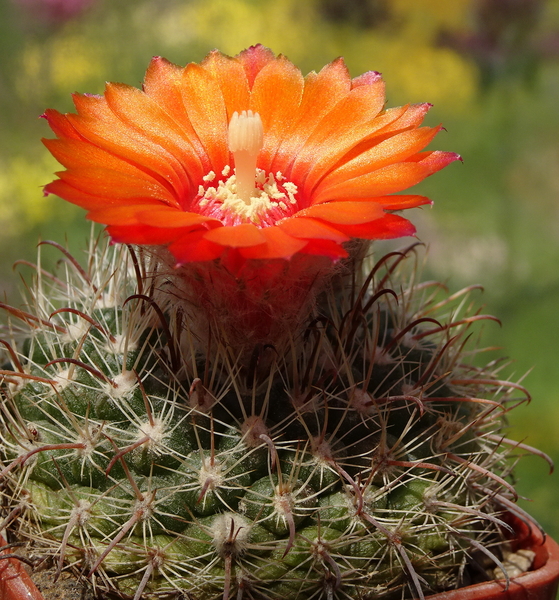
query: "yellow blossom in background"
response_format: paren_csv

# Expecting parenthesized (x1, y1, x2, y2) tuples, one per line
(0, 154, 74, 236)
(16, 33, 105, 101)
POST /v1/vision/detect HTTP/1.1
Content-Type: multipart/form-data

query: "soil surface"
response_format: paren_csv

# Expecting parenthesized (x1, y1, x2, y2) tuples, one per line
(31, 567, 96, 600)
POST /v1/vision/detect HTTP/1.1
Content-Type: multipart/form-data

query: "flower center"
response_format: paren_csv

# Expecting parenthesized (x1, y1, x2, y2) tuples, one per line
(194, 110, 300, 227)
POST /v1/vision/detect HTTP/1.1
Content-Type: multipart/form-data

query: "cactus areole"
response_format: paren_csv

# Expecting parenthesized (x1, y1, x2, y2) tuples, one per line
(2, 516, 559, 600)
(0, 46, 556, 600)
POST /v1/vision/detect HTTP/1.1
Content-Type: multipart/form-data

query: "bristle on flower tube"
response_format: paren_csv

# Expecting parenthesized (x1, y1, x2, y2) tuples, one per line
(228, 110, 264, 204)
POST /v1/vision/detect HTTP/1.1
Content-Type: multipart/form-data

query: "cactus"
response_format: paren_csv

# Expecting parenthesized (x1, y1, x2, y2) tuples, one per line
(0, 233, 549, 600)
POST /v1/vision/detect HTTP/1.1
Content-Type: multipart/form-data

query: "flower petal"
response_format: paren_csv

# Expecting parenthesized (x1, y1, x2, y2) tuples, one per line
(334, 213, 416, 239)
(289, 75, 386, 193)
(143, 56, 212, 173)
(67, 94, 188, 200)
(299, 238, 348, 259)
(239, 226, 307, 259)
(107, 224, 185, 245)
(314, 126, 443, 195)
(181, 62, 229, 175)
(313, 151, 460, 202)
(169, 229, 224, 263)
(250, 56, 304, 173)
(201, 50, 251, 119)
(42, 109, 83, 140)
(86, 205, 218, 229)
(270, 58, 351, 174)
(297, 201, 385, 225)
(237, 45, 277, 88)
(44, 179, 125, 210)
(375, 194, 432, 209)
(278, 217, 349, 243)
(104, 82, 205, 196)
(203, 223, 266, 248)
(56, 168, 177, 206)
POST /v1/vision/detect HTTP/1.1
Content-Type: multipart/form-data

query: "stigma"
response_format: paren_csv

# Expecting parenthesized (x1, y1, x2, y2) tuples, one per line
(227, 110, 264, 205)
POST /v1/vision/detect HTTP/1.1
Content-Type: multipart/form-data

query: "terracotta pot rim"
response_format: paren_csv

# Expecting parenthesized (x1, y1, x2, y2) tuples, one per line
(0, 534, 44, 600)
(1, 515, 558, 600)
(426, 515, 559, 600)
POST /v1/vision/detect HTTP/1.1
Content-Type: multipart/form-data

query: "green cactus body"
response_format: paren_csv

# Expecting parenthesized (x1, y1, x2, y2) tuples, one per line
(0, 238, 541, 599)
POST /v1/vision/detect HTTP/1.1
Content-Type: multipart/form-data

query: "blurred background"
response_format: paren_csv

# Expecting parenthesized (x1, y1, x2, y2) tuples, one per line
(0, 0, 558, 541)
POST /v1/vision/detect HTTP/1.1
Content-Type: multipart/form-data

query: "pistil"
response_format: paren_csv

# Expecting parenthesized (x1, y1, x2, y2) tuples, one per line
(228, 110, 264, 205)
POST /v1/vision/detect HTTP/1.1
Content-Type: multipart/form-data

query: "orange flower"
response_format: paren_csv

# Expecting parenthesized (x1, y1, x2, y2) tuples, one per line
(43, 45, 458, 265)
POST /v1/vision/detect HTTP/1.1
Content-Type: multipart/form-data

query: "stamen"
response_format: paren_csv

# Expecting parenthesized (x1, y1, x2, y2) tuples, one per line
(228, 110, 264, 205)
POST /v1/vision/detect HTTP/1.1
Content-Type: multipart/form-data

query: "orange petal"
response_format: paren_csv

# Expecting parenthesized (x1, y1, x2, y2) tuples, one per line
(44, 179, 129, 210)
(68, 94, 189, 198)
(87, 205, 217, 229)
(297, 201, 384, 225)
(278, 217, 349, 242)
(45, 138, 142, 174)
(351, 70, 382, 88)
(87, 205, 159, 225)
(57, 168, 178, 205)
(42, 109, 83, 140)
(143, 56, 212, 173)
(368, 195, 431, 210)
(313, 152, 459, 202)
(236, 45, 277, 88)
(203, 223, 266, 248)
(239, 226, 307, 259)
(315, 126, 443, 194)
(250, 56, 304, 173)
(290, 77, 386, 191)
(201, 50, 251, 120)
(104, 82, 206, 189)
(386, 103, 432, 131)
(270, 58, 351, 174)
(181, 63, 229, 175)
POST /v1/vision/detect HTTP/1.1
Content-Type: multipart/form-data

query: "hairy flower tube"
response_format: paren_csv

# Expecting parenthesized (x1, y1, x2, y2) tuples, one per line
(43, 45, 458, 265)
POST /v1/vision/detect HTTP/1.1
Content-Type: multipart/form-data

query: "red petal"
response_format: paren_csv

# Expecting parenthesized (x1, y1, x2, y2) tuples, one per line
(297, 201, 384, 225)
(335, 214, 416, 239)
(203, 223, 266, 248)
(239, 226, 306, 259)
(169, 230, 224, 263)
(107, 224, 184, 245)
(278, 217, 349, 242)
(299, 238, 348, 259)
